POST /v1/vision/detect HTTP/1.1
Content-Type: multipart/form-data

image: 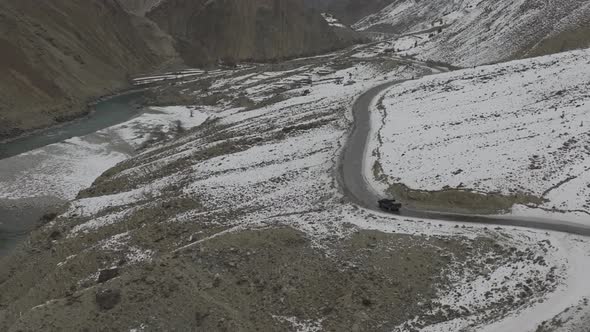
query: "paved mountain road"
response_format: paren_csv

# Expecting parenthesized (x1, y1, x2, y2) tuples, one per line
(338, 71, 590, 237)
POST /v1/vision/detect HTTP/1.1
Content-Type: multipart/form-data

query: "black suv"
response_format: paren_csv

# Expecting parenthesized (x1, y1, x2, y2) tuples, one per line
(378, 199, 402, 212)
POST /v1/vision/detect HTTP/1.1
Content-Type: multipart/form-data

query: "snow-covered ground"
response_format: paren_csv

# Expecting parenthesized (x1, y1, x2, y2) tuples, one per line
(351, 37, 431, 61)
(353, 0, 590, 66)
(368, 48, 590, 223)
(0, 105, 209, 201)
(2, 43, 590, 331)
(321, 13, 347, 28)
(45, 48, 590, 330)
(132, 69, 206, 85)
(353, 0, 480, 33)
(63, 59, 415, 236)
(414, 230, 590, 332)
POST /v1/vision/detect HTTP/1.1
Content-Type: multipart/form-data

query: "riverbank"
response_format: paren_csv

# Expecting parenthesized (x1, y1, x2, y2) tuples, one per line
(0, 94, 210, 257)
(0, 89, 148, 160)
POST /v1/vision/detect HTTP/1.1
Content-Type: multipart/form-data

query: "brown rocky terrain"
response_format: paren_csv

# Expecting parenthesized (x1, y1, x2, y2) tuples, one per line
(147, 0, 357, 67)
(521, 11, 590, 59)
(0, 0, 357, 141)
(304, 0, 396, 26)
(0, 225, 513, 331)
(0, 0, 176, 140)
(117, 0, 164, 15)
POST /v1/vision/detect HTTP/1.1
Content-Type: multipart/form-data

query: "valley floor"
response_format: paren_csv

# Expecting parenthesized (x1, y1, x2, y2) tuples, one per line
(0, 102, 211, 253)
(0, 43, 589, 331)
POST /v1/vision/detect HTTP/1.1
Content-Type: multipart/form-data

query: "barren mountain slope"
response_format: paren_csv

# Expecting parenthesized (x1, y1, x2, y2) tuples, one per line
(354, 0, 590, 66)
(0, 0, 173, 140)
(304, 0, 396, 25)
(117, 0, 164, 15)
(0, 0, 359, 141)
(147, 0, 355, 66)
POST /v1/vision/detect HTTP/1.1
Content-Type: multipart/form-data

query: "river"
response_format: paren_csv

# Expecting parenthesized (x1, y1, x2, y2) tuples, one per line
(0, 91, 144, 256)
(0, 91, 144, 160)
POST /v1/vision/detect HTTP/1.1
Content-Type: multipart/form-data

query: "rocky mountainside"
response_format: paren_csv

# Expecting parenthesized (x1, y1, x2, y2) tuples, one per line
(0, 0, 356, 141)
(304, 0, 396, 26)
(354, 0, 590, 66)
(0, 0, 176, 141)
(117, 0, 164, 15)
(2, 43, 587, 331)
(147, 0, 356, 66)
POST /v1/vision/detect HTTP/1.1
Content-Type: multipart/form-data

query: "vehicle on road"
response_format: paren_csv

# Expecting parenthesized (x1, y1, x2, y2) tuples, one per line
(378, 199, 402, 212)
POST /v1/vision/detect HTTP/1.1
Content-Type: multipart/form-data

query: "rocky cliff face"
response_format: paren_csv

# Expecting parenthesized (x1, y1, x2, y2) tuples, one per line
(0, 0, 174, 140)
(147, 0, 353, 66)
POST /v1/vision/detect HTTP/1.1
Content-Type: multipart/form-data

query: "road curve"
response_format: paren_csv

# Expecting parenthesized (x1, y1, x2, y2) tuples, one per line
(338, 76, 590, 237)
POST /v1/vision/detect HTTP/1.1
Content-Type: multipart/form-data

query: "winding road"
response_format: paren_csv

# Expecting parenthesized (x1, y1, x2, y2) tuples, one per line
(339, 74, 590, 236)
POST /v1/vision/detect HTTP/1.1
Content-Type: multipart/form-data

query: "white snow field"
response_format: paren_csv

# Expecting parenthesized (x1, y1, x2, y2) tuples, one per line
(368, 48, 590, 223)
(321, 13, 347, 28)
